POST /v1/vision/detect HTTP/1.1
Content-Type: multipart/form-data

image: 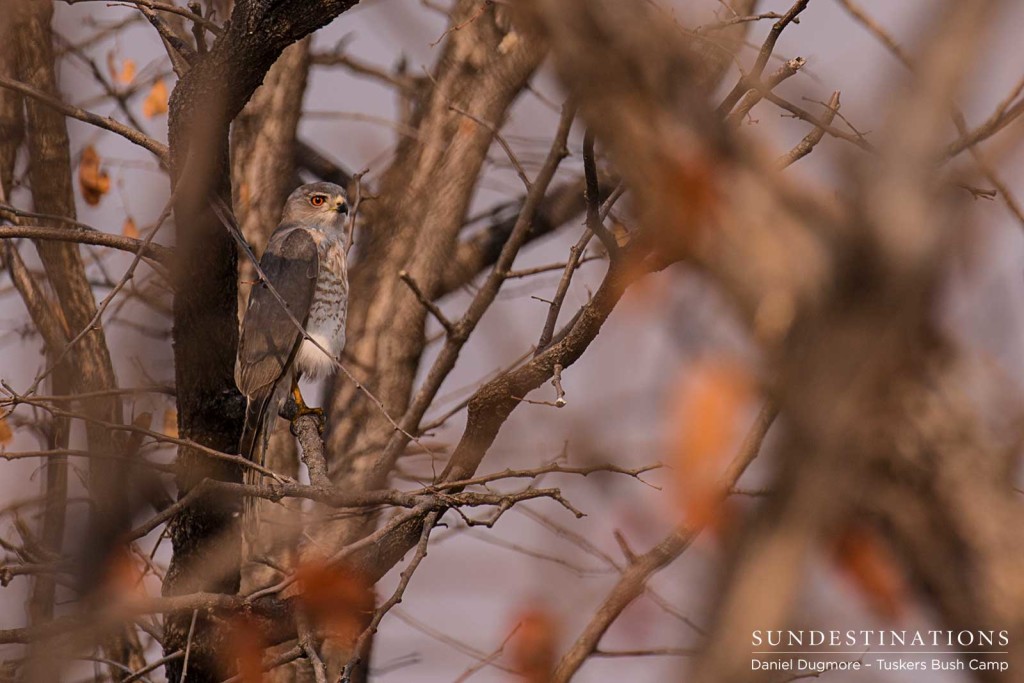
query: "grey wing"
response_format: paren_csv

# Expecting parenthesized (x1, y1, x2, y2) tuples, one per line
(235, 225, 319, 398)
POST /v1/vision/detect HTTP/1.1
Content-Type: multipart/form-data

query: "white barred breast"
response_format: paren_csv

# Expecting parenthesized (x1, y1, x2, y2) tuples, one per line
(294, 234, 348, 379)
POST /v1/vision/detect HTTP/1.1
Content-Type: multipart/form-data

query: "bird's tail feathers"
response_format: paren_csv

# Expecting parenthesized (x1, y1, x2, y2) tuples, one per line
(240, 387, 275, 534)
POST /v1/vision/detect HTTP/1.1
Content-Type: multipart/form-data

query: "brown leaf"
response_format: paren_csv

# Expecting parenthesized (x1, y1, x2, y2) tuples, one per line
(654, 145, 721, 255)
(122, 217, 139, 239)
(142, 78, 169, 119)
(107, 52, 136, 85)
(296, 560, 373, 648)
(667, 358, 754, 530)
(509, 606, 559, 683)
(78, 145, 111, 206)
(0, 417, 12, 446)
(226, 616, 266, 683)
(163, 409, 178, 438)
(611, 220, 630, 247)
(100, 548, 146, 603)
(833, 523, 907, 621)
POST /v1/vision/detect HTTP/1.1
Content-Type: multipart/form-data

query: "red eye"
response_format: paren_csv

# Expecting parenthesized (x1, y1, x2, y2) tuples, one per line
(310, 195, 326, 207)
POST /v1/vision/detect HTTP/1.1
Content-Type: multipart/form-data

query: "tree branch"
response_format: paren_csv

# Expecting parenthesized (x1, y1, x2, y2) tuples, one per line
(0, 74, 168, 160)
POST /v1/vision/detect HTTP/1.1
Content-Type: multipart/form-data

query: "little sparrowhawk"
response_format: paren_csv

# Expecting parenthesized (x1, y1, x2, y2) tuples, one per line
(235, 182, 350, 518)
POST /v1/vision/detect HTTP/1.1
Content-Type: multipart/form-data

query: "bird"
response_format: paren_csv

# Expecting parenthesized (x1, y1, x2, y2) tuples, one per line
(235, 182, 350, 523)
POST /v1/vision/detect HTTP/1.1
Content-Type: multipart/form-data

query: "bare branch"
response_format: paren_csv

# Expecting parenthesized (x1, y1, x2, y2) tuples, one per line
(775, 90, 841, 167)
(0, 75, 168, 160)
(551, 404, 777, 682)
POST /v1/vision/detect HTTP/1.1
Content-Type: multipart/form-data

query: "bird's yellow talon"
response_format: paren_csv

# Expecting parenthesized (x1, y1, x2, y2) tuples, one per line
(290, 382, 325, 433)
(292, 405, 325, 434)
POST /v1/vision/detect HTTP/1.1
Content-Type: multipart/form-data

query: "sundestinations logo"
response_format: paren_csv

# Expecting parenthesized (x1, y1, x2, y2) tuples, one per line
(751, 630, 1010, 674)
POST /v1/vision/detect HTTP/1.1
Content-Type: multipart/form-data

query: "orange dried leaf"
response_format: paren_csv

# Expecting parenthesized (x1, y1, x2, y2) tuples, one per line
(142, 78, 169, 118)
(102, 548, 146, 600)
(611, 220, 630, 248)
(107, 53, 136, 85)
(667, 359, 754, 529)
(122, 217, 139, 238)
(0, 417, 12, 446)
(227, 616, 266, 683)
(163, 409, 178, 438)
(78, 145, 111, 206)
(296, 561, 373, 647)
(117, 59, 136, 85)
(833, 524, 907, 621)
(658, 147, 720, 249)
(509, 607, 559, 683)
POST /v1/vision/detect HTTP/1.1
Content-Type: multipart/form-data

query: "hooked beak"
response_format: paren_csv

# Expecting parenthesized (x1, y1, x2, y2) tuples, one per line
(335, 200, 348, 215)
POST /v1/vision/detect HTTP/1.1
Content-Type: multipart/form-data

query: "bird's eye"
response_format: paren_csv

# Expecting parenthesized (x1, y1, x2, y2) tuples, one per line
(310, 195, 326, 207)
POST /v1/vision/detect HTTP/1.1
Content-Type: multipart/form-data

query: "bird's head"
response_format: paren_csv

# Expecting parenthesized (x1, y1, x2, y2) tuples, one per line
(282, 182, 349, 230)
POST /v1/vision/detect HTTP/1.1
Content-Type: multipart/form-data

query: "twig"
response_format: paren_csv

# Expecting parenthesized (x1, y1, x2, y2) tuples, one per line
(179, 610, 199, 683)
(452, 623, 522, 683)
(726, 57, 806, 127)
(448, 103, 531, 190)
(833, 0, 1024, 226)
(0, 75, 168, 160)
(1, 389, 286, 482)
(341, 510, 439, 682)
(717, 0, 811, 115)
(536, 228, 593, 353)
(696, 12, 786, 32)
(550, 403, 778, 683)
(0, 224, 172, 265)
(399, 270, 455, 335)
(220, 646, 304, 682)
(776, 90, 841, 167)
(429, 0, 491, 47)
(60, 0, 222, 35)
(430, 462, 662, 491)
(505, 256, 600, 279)
(344, 169, 367, 255)
(760, 88, 873, 151)
(835, 0, 1023, 160)
(187, 2, 207, 53)
(311, 48, 416, 91)
(122, 650, 184, 683)
(550, 363, 566, 407)
(297, 609, 327, 683)
(395, 608, 518, 674)
(593, 647, 697, 657)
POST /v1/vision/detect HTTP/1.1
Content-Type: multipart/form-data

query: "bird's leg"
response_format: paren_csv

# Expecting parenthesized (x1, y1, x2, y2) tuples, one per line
(290, 378, 325, 434)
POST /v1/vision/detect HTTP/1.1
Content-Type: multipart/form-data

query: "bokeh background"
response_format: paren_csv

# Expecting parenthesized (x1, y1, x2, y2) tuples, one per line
(2, 1, 1024, 680)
